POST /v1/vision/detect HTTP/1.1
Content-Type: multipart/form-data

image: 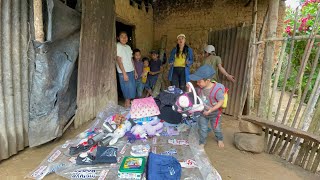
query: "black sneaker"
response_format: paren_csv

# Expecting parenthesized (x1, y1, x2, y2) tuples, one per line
(69, 144, 92, 156)
(76, 153, 96, 165)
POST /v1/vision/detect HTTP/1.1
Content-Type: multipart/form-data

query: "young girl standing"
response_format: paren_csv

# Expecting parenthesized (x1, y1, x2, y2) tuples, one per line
(116, 31, 137, 107)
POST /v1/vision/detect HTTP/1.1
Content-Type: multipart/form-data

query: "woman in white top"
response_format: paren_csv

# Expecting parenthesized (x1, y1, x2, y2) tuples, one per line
(116, 31, 138, 107)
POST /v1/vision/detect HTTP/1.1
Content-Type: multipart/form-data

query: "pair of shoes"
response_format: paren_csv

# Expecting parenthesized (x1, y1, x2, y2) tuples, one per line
(69, 144, 93, 156)
(130, 144, 150, 157)
(76, 153, 96, 165)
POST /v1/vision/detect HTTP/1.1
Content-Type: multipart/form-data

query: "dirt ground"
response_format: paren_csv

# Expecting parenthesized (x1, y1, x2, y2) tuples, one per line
(0, 116, 319, 180)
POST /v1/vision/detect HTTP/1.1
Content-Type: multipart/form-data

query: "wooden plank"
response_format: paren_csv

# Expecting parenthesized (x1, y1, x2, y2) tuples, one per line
(267, 129, 275, 153)
(237, 26, 251, 117)
(272, 132, 286, 154)
(289, 138, 301, 163)
(286, 136, 297, 161)
(225, 28, 237, 115)
(311, 148, 320, 173)
(279, 134, 291, 158)
(241, 116, 320, 143)
(222, 29, 231, 105)
(229, 27, 242, 116)
(270, 131, 281, 153)
(264, 128, 270, 152)
(306, 142, 319, 171)
(75, 0, 117, 128)
(294, 140, 308, 165)
(301, 141, 313, 169)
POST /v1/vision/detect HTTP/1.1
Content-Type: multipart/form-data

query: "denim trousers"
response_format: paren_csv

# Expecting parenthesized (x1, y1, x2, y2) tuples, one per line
(197, 111, 223, 145)
(135, 78, 144, 98)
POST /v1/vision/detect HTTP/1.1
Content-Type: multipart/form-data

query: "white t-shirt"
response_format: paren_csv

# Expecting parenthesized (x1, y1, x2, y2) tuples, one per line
(116, 42, 134, 73)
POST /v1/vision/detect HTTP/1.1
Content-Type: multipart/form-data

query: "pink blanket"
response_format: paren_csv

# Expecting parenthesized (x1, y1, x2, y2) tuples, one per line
(130, 97, 160, 119)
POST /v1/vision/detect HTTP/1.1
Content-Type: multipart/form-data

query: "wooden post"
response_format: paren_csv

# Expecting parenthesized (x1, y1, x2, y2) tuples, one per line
(305, 70, 320, 133)
(258, 0, 279, 118)
(241, 0, 258, 115)
(33, 0, 44, 42)
(284, 7, 320, 127)
(294, 45, 320, 128)
(274, 9, 299, 124)
(268, 40, 287, 121)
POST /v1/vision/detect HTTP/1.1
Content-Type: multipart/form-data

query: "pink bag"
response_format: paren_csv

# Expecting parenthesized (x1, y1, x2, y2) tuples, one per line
(130, 97, 160, 119)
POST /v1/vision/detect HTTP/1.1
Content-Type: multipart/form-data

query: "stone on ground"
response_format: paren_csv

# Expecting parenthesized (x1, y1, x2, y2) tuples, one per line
(234, 132, 264, 153)
(239, 120, 262, 135)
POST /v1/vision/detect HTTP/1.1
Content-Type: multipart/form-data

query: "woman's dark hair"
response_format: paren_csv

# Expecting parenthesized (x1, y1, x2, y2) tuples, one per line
(175, 44, 189, 57)
(118, 31, 127, 37)
(133, 48, 141, 55)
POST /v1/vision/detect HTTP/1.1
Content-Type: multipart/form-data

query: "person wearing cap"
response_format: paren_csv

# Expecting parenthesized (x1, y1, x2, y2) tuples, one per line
(202, 45, 235, 83)
(145, 50, 162, 97)
(168, 34, 194, 91)
(189, 65, 225, 148)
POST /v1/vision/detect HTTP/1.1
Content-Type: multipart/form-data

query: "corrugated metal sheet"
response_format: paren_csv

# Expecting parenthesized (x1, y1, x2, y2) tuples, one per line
(75, 0, 117, 128)
(208, 26, 252, 117)
(0, 0, 29, 161)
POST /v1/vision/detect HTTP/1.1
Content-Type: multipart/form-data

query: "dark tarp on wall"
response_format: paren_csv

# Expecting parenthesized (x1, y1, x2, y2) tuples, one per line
(29, 0, 81, 147)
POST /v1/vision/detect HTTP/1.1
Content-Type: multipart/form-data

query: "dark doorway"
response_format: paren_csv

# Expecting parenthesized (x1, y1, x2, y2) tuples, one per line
(116, 21, 135, 103)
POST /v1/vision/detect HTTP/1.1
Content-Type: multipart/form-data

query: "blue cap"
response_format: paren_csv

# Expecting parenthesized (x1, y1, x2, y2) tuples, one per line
(189, 65, 215, 81)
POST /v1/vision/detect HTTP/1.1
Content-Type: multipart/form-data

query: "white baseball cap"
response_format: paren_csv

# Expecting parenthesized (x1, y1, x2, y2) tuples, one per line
(204, 45, 215, 53)
(177, 34, 186, 39)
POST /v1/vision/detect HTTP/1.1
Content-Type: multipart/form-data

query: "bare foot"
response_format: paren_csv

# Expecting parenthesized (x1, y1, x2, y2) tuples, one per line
(125, 99, 131, 108)
(218, 141, 224, 148)
(199, 144, 205, 151)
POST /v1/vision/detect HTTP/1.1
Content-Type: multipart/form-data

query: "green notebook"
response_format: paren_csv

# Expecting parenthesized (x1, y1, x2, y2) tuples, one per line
(118, 156, 146, 179)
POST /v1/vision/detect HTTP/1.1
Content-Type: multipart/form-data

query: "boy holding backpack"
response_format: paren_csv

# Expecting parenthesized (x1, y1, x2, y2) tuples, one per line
(189, 65, 226, 148)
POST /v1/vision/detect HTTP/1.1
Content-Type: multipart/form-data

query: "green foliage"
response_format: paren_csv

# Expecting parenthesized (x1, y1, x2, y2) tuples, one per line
(277, 1, 320, 102)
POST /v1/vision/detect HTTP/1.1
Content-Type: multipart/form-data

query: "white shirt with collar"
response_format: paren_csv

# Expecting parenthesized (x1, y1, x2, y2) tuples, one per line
(116, 42, 134, 73)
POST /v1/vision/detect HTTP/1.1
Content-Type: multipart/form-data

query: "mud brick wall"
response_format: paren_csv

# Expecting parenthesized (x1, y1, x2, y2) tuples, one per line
(153, 0, 286, 99)
(115, 0, 154, 57)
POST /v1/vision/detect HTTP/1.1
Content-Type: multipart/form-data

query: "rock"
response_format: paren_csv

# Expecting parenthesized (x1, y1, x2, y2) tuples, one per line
(234, 132, 264, 153)
(239, 120, 262, 135)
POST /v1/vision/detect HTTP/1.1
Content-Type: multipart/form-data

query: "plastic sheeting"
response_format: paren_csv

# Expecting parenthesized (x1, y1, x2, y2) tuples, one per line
(27, 102, 221, 180)
(29, 0, 81, 147)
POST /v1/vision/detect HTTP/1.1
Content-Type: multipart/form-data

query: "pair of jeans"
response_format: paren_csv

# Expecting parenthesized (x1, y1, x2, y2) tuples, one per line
(135, 78, 144, 98)
(145, 74, 158, 90)
(118, 71, 136, 99)
(197, 111, 223, 145)
(171, 67, 186, 91)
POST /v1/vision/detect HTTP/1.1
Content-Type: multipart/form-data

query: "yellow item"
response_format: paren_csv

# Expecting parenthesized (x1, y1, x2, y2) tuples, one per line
(142, 67, 150, 83)
(173, 53, 186, 67)
(222, 88, 229, 109)
(211, 80, 228, 109)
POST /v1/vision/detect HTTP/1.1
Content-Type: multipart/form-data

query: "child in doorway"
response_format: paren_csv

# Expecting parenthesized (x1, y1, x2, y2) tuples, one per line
(141, 57, 150, 84)
(133, 49, 144, 98)
(116, 31, 137, 108)
(189, 65, 225, 149)
(145, 50, 162, 97)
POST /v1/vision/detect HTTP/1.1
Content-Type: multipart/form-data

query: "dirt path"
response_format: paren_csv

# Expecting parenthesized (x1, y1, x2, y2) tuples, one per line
(205, 115, 319, 180)
(0, 116, 319, 180)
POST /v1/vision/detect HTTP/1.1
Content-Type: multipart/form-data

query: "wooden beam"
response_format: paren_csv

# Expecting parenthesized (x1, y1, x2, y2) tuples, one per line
(258, 0, 280, 118)
(33, 0, 44, 42)
(254, 35, 320, 44)
(241, 116, 320, 143)
(274, 8, 299, 124)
